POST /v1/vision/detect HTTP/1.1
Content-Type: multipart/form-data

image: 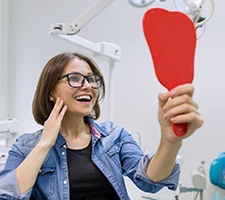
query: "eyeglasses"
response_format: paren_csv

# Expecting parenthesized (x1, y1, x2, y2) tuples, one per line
(58, 72, 102, 89)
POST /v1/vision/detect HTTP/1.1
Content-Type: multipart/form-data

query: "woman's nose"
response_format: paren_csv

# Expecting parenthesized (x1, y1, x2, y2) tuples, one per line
(81, 78, 92, 89)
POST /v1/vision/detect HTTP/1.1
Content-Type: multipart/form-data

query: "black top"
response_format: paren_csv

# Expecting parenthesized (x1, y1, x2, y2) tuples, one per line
(67, 141, 120, 200)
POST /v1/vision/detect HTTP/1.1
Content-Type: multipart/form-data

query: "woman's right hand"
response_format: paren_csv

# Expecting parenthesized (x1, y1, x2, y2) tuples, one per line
(15, 98, 67, 194)
(39, 97, 67, 148)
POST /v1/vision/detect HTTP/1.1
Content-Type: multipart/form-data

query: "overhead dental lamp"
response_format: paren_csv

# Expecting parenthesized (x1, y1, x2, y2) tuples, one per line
(128, 0, 155, 7)
(128, 0, 215, 29)
(49, 0, 121, 121)
(173, 0, 215, 28)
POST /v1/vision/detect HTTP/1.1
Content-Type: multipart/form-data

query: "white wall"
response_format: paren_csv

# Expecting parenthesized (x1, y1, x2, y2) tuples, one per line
(2, 0, 225, 199)
(0, 0, 9, 120)
(0, 0, 9, 147)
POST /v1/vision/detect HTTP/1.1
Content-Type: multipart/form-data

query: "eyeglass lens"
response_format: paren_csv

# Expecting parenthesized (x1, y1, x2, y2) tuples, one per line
(68, 73, 101, 88)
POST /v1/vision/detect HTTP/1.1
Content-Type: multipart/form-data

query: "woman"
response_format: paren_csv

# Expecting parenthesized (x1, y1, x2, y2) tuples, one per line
(0, 52, 203, 200)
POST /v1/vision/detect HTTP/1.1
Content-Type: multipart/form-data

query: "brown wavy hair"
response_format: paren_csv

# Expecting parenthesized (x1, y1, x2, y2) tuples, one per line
(32, 52, 105, 125)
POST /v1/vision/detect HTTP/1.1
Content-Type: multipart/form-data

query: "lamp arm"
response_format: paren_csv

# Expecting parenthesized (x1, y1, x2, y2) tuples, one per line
(49, 0, 114, 35)
(195, 0, 215, 28)
(174, 0, 215, 28)
(183, 0, 199, 13)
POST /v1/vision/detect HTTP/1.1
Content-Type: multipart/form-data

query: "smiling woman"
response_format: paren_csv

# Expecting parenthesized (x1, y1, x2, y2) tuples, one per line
(0, 51, 203, 200)
(32, 52, 105, 126)
(2, 0, 225, 199)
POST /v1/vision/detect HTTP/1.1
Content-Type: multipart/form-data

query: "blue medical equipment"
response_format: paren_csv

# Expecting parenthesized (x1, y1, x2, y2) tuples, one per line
(210, 152, 225, 190)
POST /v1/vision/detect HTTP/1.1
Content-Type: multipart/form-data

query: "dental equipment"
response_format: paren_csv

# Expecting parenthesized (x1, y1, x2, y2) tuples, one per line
(49, 0, 121, 121)
(50, 0, 113, 36)
(173, 0, 215, 28)
(192, 160, 207, 190)
(210, 152, 225, 190)
(177, 160, 207, 200)
(0, 118, 19, 147)
(0, 119, 20, 169)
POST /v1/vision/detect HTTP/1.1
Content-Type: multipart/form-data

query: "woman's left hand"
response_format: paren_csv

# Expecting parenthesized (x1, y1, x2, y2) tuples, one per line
(158, 84, 203, 142)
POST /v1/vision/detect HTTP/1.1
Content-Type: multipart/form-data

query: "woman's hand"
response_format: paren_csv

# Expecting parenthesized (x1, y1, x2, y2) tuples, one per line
(147, 84, 203, 182)
(16, 97, 67, 194)
(158, 84, 203, 142)
(39, 97, 67, 148)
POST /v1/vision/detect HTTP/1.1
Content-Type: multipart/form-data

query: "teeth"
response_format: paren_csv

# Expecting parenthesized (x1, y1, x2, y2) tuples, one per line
(75, 95, 91, 100)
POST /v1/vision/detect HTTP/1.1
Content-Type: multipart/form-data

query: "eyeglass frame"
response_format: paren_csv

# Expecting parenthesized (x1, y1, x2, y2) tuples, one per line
(58, 72, 103, 89)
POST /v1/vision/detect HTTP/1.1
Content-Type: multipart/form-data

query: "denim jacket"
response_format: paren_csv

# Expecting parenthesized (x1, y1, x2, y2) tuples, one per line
(0, 117, 180, 200)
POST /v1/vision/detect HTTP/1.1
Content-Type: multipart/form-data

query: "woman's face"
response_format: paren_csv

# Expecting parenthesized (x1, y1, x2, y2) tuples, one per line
(52, 58, 99, 118)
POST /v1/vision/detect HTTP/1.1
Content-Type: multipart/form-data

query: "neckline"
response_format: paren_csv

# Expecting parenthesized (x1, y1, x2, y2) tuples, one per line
(67, 139, 92, 152)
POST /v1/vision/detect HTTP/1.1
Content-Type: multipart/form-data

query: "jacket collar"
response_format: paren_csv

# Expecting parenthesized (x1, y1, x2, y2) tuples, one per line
(87, 117, 110, 137)
(54, 117, 109, 148)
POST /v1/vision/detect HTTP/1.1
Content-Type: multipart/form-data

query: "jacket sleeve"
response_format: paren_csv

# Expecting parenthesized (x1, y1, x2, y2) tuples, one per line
(132, 153, 180, 193)
(0, 136, 32, 199)
(0, 170, 32, 200)
(119, 128, 180, 193)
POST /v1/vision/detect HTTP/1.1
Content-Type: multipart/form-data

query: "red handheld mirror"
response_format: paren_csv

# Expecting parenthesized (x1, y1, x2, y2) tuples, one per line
(143, 8, 197, 137)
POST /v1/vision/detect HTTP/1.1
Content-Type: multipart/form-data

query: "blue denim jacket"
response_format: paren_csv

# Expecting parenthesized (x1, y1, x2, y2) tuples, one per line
(0, 117, 180, 200)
